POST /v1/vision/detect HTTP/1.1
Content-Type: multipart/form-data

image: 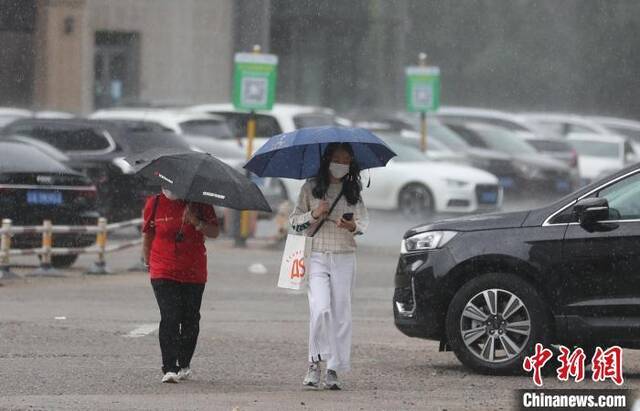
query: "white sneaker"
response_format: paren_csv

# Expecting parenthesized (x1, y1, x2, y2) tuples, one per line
(177, 367, 192, 381)
(161, 372, 179, 383)
(303, 362, 321, 388)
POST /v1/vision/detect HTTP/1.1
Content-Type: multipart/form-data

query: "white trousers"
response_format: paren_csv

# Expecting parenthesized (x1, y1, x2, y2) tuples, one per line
(307, 251, 356, 372)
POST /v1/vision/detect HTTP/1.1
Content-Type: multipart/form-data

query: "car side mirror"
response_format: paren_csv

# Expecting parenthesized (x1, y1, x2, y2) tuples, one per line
(574, 197, 609, 226)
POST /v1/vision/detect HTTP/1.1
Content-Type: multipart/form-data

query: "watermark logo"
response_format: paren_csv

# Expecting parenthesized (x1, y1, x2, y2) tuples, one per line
(523, 344, 624, 386)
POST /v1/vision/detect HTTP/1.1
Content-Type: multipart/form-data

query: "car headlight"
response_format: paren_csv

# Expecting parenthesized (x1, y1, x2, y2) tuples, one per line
(446, 179, 469, 188)
(401, 231, 458, 253)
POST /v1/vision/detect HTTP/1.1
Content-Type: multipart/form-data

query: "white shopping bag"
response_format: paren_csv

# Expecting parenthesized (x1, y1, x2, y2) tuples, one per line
(277, 233, 313, 290)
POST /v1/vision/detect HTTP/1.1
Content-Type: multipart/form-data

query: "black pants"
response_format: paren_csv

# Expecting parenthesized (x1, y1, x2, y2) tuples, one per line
(151, 279, 205, 374)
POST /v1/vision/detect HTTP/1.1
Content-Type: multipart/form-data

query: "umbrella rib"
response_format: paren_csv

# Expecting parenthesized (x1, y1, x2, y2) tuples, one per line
(184, 154, 205, 202)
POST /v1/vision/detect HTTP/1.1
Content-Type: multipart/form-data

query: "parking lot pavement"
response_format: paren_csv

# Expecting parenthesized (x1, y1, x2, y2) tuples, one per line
(2, 238, 640, 411)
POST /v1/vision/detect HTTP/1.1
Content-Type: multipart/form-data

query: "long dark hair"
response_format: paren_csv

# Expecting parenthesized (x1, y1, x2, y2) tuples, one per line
(312, 143, 362, 205)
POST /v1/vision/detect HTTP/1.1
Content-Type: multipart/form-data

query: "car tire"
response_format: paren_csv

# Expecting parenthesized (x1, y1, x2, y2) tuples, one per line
(445, 273, 553, 375)
(398, 183, 434, 219)
(50, 254, 79, 269)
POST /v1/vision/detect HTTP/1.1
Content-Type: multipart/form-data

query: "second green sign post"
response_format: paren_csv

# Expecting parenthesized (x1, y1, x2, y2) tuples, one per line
(406, 53, 440, 152)
(232, 48, 278, 246)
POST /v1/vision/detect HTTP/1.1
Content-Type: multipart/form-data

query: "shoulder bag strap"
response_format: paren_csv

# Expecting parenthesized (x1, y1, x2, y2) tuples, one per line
(149, 194, 161, 231)
(309, 186, 344, 238)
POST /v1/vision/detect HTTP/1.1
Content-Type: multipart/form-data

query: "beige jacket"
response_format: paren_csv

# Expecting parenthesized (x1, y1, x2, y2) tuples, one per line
(289, 179, 369, 253)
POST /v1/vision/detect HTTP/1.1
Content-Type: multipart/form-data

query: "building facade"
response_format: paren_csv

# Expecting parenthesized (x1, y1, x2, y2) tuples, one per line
(1, 0, 235, 114)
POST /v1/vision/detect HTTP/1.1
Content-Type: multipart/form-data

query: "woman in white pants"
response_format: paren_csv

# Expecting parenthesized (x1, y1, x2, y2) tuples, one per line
(290, 142, 369, 390)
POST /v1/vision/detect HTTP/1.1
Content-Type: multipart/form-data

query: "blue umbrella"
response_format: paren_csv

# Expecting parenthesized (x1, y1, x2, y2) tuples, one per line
(244, 126, 396, 179)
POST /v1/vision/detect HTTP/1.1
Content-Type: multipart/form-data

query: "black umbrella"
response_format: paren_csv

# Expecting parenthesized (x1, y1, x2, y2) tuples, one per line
(125, 148, 271, 212)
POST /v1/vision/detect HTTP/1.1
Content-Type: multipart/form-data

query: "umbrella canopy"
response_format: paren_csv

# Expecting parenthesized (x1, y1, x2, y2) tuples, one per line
(125, 148, 271, 212)
(244, 126, 396, 179)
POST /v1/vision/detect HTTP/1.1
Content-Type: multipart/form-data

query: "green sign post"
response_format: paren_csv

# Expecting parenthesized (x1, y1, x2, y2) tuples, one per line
(232, 49, 278, 248)
(406, 54, 440, 152)
(232, 52, 278, 111)
(405, 66, 440, 113)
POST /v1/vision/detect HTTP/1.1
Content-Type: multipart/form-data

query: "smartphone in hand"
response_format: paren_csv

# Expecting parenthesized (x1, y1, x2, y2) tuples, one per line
(342, 212, 354, 221)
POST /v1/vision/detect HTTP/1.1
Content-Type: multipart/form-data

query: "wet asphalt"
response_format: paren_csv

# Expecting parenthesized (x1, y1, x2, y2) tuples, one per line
(1, 196, 638, 410)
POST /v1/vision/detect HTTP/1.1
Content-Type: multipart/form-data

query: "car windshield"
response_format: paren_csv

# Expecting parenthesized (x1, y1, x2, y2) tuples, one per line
(185, 137, 244, 159)
(443, 115, 530, 132)
(293, 113, 337, 128)
(10, 125, 112, 152)
(471, 126, 537, 154)
(429, 121, 470, 150)
(378, 131, 452, 153)
(0, 142, 70, 173)
(123, 131, 191, 153)
(210, 112, 283, 137)
(381, 139, 428, 162)
(179, 120, 233, 139)
(568, 140, 620, 158)
(526, 139, 572, 153)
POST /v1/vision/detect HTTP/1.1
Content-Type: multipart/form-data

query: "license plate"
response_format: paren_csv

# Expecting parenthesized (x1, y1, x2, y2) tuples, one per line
(26, 190, 63, 205)
(555, 179, 571, 192)
(479, 191, 498, 204)
(498, 177, 515, 189)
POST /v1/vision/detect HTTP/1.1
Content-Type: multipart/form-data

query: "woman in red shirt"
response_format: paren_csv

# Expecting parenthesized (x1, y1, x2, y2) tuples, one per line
(142, 188, 219, 383)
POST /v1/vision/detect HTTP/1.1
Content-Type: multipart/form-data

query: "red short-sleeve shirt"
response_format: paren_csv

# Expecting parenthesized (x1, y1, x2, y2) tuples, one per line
(143, 194, 217, 284)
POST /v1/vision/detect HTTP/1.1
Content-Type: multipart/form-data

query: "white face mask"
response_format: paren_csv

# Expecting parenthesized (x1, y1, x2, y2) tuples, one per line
(329, 162, 350, 179)
(162, 188, 179, 200)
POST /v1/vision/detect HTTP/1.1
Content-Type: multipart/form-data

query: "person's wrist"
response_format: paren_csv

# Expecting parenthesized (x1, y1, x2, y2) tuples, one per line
(311, 210, 318, 220)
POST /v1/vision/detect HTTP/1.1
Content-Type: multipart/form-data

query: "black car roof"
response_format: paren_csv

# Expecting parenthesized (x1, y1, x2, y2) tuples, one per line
(2, 118, 190, 154)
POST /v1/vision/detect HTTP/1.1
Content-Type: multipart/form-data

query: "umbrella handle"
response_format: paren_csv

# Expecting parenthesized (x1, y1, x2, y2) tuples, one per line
(185, 202, 203, 221)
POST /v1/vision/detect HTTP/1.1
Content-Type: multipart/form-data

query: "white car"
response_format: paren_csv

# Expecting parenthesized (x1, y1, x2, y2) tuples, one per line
(566, 133, 637, 184)
(589, 116, 640, 148)
(363, 138, 503, 216)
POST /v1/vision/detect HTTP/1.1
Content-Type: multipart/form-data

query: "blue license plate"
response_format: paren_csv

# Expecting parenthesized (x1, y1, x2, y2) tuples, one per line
(479, 191, 498, 204)
(27, 190, 63, 205)
(555, 179, 571, 192)
(498, 177, 515, 189)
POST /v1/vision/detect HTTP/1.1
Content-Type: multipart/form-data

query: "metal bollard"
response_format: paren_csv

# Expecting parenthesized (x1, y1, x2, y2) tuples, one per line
(0, 219, 19, 279)
(128, 212, 147, 272)
(86, 217, 111, 275)
(28, 219, 63, 277)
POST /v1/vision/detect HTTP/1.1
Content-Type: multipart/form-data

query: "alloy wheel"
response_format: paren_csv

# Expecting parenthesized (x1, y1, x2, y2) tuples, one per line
(399, 184, 433, 218)
(459, 288, 531, 363)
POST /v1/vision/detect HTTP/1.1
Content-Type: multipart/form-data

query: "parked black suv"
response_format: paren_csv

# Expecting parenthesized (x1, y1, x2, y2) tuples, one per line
(2, 119, 192, 222)
(394, 162, 640, 374)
